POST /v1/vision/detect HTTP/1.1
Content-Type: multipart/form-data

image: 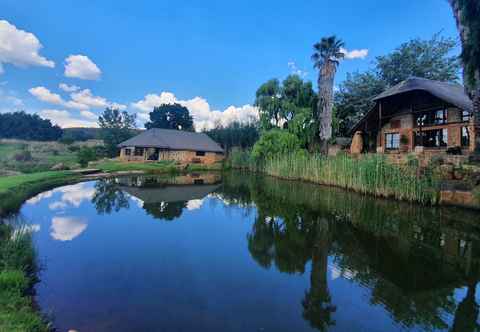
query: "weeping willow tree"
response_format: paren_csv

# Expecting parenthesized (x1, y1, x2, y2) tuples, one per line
(448, 0, 480, 155)
(311, 36, 345, 154)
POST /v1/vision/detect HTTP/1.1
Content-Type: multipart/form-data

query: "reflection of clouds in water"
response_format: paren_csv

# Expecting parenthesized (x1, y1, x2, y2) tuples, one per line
(330, 264, 357, 281)
(26, 190, 53, 204)
(187, 199, 203, 210)
(127, 194, 144, 208)
(50, 217, 88, 241)
(48, 183, 95, 211)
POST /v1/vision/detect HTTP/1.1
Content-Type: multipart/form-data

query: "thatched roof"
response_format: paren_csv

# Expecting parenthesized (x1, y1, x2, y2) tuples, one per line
(373, 77, 472, 111)
(118, 128, 223, 153)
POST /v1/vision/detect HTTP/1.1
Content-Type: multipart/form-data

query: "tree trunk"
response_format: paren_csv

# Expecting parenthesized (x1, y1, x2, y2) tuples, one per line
(448, 0, 480, 156)
(317, 62, 336, 155)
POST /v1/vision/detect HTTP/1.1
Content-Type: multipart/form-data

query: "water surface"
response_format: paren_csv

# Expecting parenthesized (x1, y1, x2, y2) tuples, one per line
(14, 172, 480, 331)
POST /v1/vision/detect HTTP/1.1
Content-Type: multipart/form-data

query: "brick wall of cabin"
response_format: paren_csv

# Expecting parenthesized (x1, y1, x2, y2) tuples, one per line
(119, 147, 224, 164)
(376, 107, 473, 156)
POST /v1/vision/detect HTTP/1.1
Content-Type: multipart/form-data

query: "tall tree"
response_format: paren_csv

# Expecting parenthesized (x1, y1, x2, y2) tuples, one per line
(312, 36, 345, 154)
(98, 108, 137, 157)
(376, 34, 460, 86)
(145, 103, 194, 131)
(448, 0, 480, 155)
(255, 79, 283, 129)
(0, 111, 63, 141)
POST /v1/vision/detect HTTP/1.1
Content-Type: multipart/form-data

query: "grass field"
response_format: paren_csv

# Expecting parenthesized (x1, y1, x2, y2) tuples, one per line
(0, 139, 102, 174)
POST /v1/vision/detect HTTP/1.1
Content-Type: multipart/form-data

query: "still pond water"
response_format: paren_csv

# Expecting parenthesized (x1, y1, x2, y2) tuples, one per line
(13, 172, 480, 331)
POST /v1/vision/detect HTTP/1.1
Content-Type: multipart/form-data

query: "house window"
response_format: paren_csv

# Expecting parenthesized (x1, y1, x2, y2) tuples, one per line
(134, 147, 144, 156)
(195, 151, 206, 156)
(415, 108, 448, 127)
(385, 133, 400, 150)
(462, 110, 471, 122)
(124, 148, 131, 156)
(461, 127, 470, 147)
(415, 128, 448, 148)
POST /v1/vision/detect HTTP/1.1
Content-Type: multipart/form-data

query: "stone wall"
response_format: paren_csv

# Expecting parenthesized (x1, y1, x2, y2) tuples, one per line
(119, 147, 224, 164)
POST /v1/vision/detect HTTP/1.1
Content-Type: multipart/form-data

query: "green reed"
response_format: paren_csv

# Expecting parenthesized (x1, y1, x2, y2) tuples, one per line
(228, 150, 438, 205)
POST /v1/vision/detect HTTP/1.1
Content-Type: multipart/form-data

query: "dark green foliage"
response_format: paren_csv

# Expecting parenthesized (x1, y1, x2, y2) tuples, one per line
(375, 34, 460, 86)
(13, 150, 32, 162)
(255, 75, 317, 132)
(0, 111, 63, 141)
(145, 103, 194, 131)
(77, 146, 103, 167)
(59, 137, 75, 145)
(252, 129, 302, 161)
(99, 108, 137, 157)
(204, 121, 259, 151)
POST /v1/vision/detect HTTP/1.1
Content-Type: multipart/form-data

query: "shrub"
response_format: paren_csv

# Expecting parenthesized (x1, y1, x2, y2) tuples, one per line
(59, 137, 75, 145)
(77, 147, 100, 167)
(67, 145, 81, 153)
(252, 129, 301, 161)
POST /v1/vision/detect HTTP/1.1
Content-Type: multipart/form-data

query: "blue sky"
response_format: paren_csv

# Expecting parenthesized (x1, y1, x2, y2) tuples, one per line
(0, 0, 459, 129)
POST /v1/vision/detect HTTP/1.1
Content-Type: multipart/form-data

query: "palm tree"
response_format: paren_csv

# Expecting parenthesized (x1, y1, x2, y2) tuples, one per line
(448, 0, 480, 156)
(312, 36, 345, 154)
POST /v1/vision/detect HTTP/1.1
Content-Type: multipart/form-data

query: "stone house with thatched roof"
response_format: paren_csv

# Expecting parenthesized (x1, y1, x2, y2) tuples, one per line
(118, 128, 224, 164)
(350, 77, 475, 160)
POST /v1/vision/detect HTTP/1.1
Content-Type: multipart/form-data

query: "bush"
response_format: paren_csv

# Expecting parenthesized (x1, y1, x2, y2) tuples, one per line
(59, 137, 75, 145)
(77, 147, 101, 167)
(252, 129, 301, 161)
(67, 145, 81, 153)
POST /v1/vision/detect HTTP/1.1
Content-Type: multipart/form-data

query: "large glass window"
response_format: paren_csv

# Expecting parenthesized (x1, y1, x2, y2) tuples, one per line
(414, 128, 448, 148)
(461, 127, 470, 147)
(385, 133, 400, 150)
(124, 148, 131, 156)
(196, 151, 206, 156)
(415, 109, 448, 127)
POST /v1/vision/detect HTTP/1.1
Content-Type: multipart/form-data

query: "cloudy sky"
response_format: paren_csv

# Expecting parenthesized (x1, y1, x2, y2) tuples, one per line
(0, 1, 458, 130)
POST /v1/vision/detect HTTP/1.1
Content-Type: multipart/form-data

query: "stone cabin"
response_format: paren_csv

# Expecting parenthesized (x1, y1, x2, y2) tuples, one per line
(350, 77, 474, 160)
(118, 128, 224, 164)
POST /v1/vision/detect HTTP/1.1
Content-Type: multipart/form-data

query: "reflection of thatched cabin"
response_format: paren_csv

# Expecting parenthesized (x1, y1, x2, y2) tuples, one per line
(350, 77, 474, 161)
(118, 128, 224, 164)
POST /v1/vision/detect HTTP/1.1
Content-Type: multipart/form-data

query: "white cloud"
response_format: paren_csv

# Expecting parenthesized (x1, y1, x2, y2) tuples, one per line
(132, 92, 259, 131)
(50, 216, 87, 241)
(29, 86, 124, 111)
(340, 47, 369, 60)
(287, 61, 308, 78)
(59, 83, 80, 92)
(0, 20, 54, 74)
(39, 109, 98, 128)
(26, 190, 53, 204)
(80, 110, 98, 120)
(64, 54, 101, 80)
(70, 89, 126, 110)
(0, 87, 24, 112)
(29, 86, 63, 104)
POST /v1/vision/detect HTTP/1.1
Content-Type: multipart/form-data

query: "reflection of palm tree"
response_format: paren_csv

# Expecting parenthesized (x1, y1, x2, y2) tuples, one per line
(92, 179, 130, 214)
(302, 219, 336, 331)
(247, 212, 275, 268)
(450, 280, 479, 332)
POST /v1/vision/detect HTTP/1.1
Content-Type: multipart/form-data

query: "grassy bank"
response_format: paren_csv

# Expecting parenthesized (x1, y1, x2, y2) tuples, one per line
(0, 171, 80, 216)
(93, 159, 223, 173)
(227, 150, 439, 204)
(0, 222, 49, 332)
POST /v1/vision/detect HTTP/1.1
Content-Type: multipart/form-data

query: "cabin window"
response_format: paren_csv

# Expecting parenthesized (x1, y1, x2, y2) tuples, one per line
(124, 148, 131, 156)
(461, 126, 470, 147)
(195, 151, 206, 156)
(134, 147, 144, 156)
(462, 110, 471, 122)
(415, 128, 448, 148)
(385, 133, 400, 150)
(415, 108, 448, 127)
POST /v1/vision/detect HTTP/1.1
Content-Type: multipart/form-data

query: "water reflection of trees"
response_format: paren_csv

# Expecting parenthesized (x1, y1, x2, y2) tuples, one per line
(91, 175, 220, 221)
(217, 172, 480, 331)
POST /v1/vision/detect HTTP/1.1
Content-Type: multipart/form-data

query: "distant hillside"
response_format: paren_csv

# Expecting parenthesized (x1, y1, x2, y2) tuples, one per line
(63, 127, 143, 141)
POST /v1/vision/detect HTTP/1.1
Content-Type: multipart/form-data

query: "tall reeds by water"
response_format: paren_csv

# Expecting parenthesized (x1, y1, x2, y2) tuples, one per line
(227, 150, 438, 205)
